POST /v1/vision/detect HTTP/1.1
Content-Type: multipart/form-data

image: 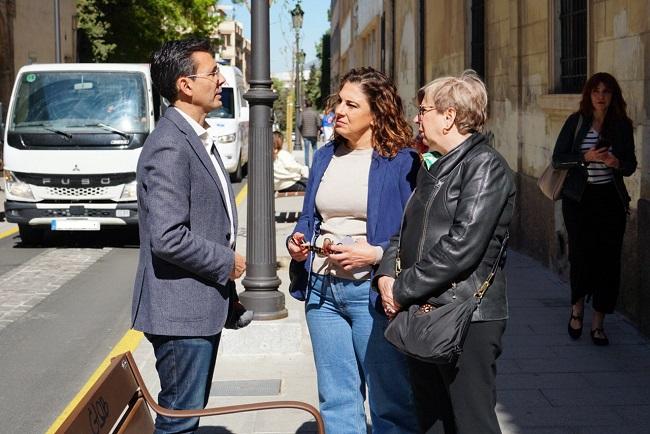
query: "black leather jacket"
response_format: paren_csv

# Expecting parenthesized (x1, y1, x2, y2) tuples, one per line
(374, 133, 516, 322)
(552, 112, 637, 208)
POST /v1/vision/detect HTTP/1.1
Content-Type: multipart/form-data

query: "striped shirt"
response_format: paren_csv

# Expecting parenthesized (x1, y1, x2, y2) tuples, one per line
(581, 128, 613, 184)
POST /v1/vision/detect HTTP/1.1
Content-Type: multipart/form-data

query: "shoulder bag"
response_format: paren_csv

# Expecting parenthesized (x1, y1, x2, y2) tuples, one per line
(384, 233, 509, 365)
(537, 115, 583, 200)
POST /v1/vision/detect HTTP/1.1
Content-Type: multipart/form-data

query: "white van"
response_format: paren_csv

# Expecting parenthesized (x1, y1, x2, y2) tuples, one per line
(2, 63, 157, 244)
(204, 65, 249, 182)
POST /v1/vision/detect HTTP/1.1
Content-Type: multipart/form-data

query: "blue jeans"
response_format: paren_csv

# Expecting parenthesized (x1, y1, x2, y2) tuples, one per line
(303, 136, 318, 167)
(305, 274, 418, 434)
(146, 333, 221, 434)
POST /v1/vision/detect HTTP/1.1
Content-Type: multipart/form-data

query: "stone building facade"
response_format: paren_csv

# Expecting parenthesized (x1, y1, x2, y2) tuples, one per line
(330, 0, 650, 334)
(212, 6, 252, 82)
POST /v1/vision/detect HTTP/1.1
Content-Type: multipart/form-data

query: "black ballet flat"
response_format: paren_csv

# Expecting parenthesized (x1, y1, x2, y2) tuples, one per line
(591, 328, 609, 346)
(568, 311, 583, 340)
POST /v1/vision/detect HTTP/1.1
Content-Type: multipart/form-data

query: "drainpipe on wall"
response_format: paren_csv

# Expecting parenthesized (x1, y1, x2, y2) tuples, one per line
(54, 0, 61, 63)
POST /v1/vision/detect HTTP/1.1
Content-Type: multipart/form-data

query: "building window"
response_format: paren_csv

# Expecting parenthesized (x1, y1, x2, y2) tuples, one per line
(470, 0, 485, 79)
(557, 0, 587, 93)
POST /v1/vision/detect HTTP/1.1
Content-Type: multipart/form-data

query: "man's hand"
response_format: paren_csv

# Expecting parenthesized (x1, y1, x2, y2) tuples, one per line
(378, 275, 401, 319)
(230, 252, 246, 280)
(328, 239, 379, 270)
(287, 232, 309, 262)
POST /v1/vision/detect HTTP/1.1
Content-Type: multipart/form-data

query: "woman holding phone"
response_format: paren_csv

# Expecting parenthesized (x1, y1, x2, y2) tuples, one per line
(552, 72, 637, 345)
(287, 67, 419, 434)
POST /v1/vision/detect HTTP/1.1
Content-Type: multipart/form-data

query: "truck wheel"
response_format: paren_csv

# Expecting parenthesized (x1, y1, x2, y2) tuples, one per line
(230, 155, 243, 183)
(18, 224, 45, 246)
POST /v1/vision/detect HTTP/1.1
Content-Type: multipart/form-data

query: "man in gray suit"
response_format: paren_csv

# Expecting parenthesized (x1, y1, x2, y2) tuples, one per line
(131, 39, 246, 434)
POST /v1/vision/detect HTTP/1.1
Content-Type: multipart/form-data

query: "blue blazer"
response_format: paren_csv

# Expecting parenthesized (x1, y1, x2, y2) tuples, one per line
(291, 141, 420, 301)
(131, 108, 237, 336)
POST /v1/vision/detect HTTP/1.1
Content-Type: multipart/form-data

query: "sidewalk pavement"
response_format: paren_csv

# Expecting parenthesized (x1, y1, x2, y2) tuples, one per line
(131, 150, 650, 433)
(4, 143, 648, 432)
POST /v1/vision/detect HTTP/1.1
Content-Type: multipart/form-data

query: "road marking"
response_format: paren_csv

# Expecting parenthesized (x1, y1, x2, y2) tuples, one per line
(0, 248, 113, 332)
(45, 181, 249, 432)
(236, 183, 247, 206)
(44, 329, 144, 434)
(0, 226, 18, 240)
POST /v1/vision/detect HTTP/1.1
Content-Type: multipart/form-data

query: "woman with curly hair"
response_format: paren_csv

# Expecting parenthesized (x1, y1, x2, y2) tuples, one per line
(287, 67, 420, 433)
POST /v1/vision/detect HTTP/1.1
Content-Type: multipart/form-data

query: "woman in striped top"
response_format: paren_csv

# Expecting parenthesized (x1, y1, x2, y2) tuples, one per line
(552, 72, 637, 346)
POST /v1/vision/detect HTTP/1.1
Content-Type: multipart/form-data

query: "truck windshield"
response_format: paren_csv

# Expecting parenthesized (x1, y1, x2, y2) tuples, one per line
(9, 71, 149, 134)
(207, 88, 234, 119)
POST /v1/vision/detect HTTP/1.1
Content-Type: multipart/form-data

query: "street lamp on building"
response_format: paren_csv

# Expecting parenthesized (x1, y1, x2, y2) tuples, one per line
(291, 1, 304, 151)
(240, 0, 286, 319)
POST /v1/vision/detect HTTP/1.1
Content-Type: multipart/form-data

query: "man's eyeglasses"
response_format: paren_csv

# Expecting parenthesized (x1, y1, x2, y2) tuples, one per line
(187, 67, 221, 82)
(418, 105, 436, 118)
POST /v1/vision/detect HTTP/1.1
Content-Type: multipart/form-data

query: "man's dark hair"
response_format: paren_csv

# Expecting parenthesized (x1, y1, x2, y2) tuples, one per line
(305, 100, 313, 108)
(150, 38, 213, 103)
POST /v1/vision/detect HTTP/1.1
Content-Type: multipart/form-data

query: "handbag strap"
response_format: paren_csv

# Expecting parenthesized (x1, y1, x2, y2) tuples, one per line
(475, 232, 510, 299)
(571, 115, 584, 151)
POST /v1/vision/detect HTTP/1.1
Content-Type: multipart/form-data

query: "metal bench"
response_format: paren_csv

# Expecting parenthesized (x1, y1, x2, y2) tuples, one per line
(55, 351, 324, 434)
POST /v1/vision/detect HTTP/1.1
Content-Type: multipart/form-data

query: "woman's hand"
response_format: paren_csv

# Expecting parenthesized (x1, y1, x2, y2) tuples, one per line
(584, 147, 609, 163)
(287, 232, 309, 262)
(327, 239, 379, 270)
(600, 151, 620, 169)
(377, 276, 401, 319)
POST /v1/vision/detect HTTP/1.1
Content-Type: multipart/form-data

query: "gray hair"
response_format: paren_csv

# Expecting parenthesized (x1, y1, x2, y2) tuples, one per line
(418, 70, 488, 134)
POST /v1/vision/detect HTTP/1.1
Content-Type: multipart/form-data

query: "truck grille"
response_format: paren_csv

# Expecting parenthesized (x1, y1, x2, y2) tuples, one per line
(47, 187, 111, 198)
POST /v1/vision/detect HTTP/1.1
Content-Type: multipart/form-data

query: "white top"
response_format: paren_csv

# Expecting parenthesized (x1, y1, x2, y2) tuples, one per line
(173, 107, 235, 246)
(312, 145, 382, 280)
(581, 128, 614, 184)
(274, 149, 309, 191)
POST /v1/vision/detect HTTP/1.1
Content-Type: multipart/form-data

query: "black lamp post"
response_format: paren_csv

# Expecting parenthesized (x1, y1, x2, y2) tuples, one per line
(291, 1, 304, 151)
(240, 0, 287, 320)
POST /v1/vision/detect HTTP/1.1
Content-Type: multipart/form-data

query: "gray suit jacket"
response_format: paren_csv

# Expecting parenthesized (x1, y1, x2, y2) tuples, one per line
(131, 108, 238, 336)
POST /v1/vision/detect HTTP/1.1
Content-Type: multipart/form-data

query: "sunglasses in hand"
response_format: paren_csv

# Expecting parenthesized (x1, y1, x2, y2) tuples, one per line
(291, 236, 354, 257)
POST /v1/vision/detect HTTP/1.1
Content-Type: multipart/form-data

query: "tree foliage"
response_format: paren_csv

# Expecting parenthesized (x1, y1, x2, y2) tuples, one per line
(77, 0, 221, 62)
(272, 77, 288, 131)
(318, 31, 331, 108)
(304, 63, 321, 108)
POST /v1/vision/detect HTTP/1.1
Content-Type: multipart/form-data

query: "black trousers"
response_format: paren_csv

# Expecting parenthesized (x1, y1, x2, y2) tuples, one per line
(562, 183, 626, 313)
(407, 320, 506, 434)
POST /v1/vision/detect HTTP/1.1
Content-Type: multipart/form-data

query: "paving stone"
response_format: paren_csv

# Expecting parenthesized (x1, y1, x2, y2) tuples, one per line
(0, 248, 112, 327)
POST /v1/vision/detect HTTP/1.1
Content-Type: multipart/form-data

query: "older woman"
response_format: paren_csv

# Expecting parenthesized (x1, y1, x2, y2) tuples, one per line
(375, 71, 516, 433)
(287, 67, 419, 434)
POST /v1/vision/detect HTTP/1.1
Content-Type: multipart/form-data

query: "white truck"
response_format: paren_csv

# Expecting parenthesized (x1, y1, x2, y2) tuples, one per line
(2, 63, 157, 244)
(204, 65, 249, 182)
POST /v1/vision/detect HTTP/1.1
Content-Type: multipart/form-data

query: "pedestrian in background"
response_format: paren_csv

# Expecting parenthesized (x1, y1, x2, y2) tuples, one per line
(299, 99, 321, 167)
(375, 71, 515, 434)
(131, 38, 246, 434)
(554, 72, 637, 346)
(273, 130, 309, 192)
(287, 66, 420, 434)
(321, 100, 335, 143)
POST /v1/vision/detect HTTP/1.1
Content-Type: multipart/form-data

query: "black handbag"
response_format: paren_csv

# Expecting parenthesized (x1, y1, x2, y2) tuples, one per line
(384, 233, 509, 364)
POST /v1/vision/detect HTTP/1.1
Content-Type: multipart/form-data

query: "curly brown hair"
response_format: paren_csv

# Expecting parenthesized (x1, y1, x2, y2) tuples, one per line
(332, 67, 413, 158)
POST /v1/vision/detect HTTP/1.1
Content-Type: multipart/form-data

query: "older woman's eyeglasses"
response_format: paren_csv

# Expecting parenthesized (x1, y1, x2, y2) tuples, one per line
(418, 105, 436, 118)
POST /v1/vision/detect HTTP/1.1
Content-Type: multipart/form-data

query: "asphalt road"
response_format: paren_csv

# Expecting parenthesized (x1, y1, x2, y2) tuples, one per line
(0, 180, 245, 434)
